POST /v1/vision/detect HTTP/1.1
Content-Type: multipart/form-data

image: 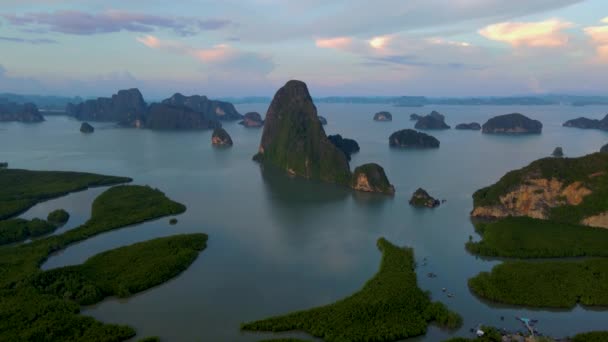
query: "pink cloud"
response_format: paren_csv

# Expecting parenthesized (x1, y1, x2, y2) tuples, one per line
(584, 20, 608, 62)
(479, 19, 574, 47)
(315, 37, 353, 50)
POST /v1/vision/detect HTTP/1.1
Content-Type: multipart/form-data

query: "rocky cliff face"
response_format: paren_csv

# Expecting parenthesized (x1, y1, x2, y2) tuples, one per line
(161, 93, 242, 121)
(482, 113, 542, 134)
(0, 102, 44, 123)
(80, 122, 94, 133)
(145, 103, 221, 130)
(472, 153, 608, 228)
(254, 80, 351, 185)
(211, 128, 233, 146)
(239, 112, 264, 128)
(409, 188, 440, 208)
(66, 88, 147, 125)
(389, 129, 440, 148)
(351, 163, 395, 195)
(415, 111, 450, 130)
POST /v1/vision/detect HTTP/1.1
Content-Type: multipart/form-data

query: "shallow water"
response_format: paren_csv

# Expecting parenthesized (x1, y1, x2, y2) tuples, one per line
(2, 104, 608, 341)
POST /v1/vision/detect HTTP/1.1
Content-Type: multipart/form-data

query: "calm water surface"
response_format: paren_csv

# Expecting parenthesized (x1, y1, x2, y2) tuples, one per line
(2, 104, 608, 341)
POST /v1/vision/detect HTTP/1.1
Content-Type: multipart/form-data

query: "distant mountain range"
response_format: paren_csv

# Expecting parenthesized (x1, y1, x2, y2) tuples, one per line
(2, 92, 608, 109)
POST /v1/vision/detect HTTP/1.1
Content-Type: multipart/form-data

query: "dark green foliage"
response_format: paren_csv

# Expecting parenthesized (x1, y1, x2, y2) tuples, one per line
(473, 152, 608, 215)
(0, 218, 56, 245)
(389, 129, 440, 148)
(481, 113, 542, 134)
(468, 258, 608, 308)
(573, 331, 608, 342)
(466, 217, 608, 258)
(327, 134, 360, 161)
(351, 163, 395, 195)
(0, 168, 131, 220)
(29, 234, 207, 305)
(169, 218, 178, 225)
(258, 339, 311, 342)
(254, 80, 352, 186)
(47, 209, 70, 225)
(0, 162, 7, 169)
(242, 238, 461, 342)
(0, 184, 193, 342)
(138, 338, 161, 342)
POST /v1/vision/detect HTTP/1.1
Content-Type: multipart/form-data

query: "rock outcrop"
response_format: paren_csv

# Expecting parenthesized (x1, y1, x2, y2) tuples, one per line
(318, 116, 328, 125)
(0, 162, 7, 169)
(145, 103, 221, 130)
(239, 112, 264, 128)
(455, 122, 481, 130)
(373, 111, 392, 122)
(389, 129, 440, 148)
(351, 163, 395, 195)
(414, 111, 450, 130)
(471, 152, 608, 228)
(328, 134, 360, 161)
(482, 113, 542, 134)
(66, 88, 147, 125)
(409, 188, 440, 208)
(211, 128, 233, 147)
(601, 144, 608, 153)
(253, 80, 351, 185)
(0, 102, 44, 123)
(563, 114, 608, 130)
(410, 113, 423, 121)
(552, 147, 564, 157)
(80, 122, 94, 133)
(161, 93, 242, 121)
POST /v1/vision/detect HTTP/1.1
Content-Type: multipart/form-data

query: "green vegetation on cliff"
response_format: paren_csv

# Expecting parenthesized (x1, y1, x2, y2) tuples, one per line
(242, 238, 461, 342)
(0, 168, 131, 220)
(254, 80, 351, 185)
(467, 217, 608, 258)
(468, 258, 608, 308)
(473, 153, 608, 217)
(573, 331, 608, 342)
(0, 218, 56, 245)
(351, 163, 395, 195)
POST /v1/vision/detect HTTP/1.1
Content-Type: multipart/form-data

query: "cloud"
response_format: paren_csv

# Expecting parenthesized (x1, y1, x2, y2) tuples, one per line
(584, 19, 608, 62)
(2, 10, 231, 36)
(369, 35, 392, 50)
(479, 19, 574, 47)
(136, 35, 275, 75)
(427, 37, 471, 47)
(315, 37, 353, 49)
(0, 36, 57, 44)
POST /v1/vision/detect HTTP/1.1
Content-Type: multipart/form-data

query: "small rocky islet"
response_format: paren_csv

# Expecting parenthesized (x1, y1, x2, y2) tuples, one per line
(211, 128, 233, 147)
(389, 129, 440, 148)
(328, 134, 360, 161)
(409, 188, 440, 208)
(239, 112, 264, 128)
(563, 114, 608, 130)
(80, 122, 94, 133)
(373, 111, 392, 121)
(455, 122, 481, 130)
(414, 111, 450, 130)
(482, 113, 542, 134)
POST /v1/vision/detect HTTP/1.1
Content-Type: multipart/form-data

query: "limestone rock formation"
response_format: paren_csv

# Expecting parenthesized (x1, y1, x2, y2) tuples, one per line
(161, 93, 242, 121)
(328, 134, 360, 161)
(389, 129, 440, 148)
(410, 113, 423, 121)
(145, 103, 221, 130)
(239, 112, 264, 128)
(373, 111, 392, 122)
(0, 102, 44, 123)
(414, 111, 450, 130)
(66, 88, 147, 125)
(253, 80, 351, 185)
(455, 122, 481, 130)
(552, 147, 564, 157)
(80, 122, 94, 133)
(318, 116, 328, 125)
(482, 113, 542, 134)
(563, 114, 608, 130)
(409, 188, 440, 208)
(351, 163, 395, 195)
(211, 128, 233, 147)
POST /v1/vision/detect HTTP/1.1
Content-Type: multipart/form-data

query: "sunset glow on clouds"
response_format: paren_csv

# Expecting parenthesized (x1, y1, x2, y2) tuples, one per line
(479, 19, 574, 47)
(0, 0, 607, 96)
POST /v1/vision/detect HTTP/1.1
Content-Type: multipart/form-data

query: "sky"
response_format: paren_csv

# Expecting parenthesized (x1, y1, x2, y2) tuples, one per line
(0, 0, 607, 98)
